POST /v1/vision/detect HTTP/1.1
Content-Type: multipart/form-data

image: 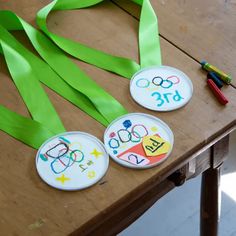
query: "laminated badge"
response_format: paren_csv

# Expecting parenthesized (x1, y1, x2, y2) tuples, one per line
(130, 66, 193, 111)
(104, 113, 174, 169)
(36, 132, 109, 190)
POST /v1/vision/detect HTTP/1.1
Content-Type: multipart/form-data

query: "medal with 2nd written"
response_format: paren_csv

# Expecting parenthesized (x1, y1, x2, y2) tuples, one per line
(104, 113, 174, 169)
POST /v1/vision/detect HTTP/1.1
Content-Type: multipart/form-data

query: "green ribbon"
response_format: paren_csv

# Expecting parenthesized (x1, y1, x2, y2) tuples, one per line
(0, 25, 65, 148)
(0, 11, 128, 125)
(0, 16, 109, 127)
(0, 0, 159, 148)
(0, 11, 129, 148)
(0, 106, 56, 149)
(36, 0, 161, 79)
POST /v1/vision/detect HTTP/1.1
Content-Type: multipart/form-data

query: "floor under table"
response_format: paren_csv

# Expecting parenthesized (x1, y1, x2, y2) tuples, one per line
(119, 131, 236, 236)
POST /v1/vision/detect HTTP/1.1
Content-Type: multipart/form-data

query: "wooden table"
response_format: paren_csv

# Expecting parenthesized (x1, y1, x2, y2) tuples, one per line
(0, 0, 235, 235)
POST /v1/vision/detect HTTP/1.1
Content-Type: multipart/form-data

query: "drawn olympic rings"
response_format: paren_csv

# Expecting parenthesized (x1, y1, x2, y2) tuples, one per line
(45, 141, 84, 174)
(108, 124, 148, 149)
(46, 143, 68, 158)
(136, 75, 180, 89)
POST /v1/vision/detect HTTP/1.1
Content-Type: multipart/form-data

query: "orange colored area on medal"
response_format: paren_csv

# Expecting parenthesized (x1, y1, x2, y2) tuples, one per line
(117, 134, 170, 165)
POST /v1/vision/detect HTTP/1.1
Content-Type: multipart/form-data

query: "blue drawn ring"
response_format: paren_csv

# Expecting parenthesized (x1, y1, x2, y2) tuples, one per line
(136, 78, 150, 88)
(152, 76, 163, 86)
(161, 80, 173, 89)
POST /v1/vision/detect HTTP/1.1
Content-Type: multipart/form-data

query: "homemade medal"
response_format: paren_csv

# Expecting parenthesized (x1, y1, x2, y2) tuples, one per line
(104, 113, 174, 169)
(36, 132, 109, 190)
(130, 66, 193, 111)
(0, 23, 114, 191)
(36, 0, 194, 112)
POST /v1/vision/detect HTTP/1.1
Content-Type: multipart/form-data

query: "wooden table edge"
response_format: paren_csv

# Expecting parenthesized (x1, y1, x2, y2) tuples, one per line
(69, 122, 236, 236)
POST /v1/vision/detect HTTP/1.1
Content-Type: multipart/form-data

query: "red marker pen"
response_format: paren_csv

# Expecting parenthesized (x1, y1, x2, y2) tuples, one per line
(207, 79, 228, 105)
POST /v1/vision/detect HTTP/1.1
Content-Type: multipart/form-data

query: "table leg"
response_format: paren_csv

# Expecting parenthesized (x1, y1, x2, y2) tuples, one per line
(200, 163, 222, 236)
(200, 135, 229, 236)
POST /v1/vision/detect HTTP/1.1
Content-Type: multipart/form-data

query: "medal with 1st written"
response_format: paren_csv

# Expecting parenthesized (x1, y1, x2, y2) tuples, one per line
(36, 132, 109, 190)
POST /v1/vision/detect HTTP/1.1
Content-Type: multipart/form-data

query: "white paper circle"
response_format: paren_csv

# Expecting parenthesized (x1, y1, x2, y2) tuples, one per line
(36, 132, 109, 191)
(130, 66, 193, 111)
(104, 113, 174, 169)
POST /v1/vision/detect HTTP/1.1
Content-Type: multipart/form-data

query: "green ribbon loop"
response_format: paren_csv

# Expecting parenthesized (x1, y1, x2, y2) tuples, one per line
(0, 26, 65, 134)
(0, 10, 127, 125)
(0, 0, 160, 148)
(36, 0, 161, 78)
(0, 25, 66, 148)
(0, 14, 109, 127)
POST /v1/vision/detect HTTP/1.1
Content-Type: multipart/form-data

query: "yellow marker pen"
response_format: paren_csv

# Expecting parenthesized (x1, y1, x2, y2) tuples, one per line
(201, 61, 232, 84)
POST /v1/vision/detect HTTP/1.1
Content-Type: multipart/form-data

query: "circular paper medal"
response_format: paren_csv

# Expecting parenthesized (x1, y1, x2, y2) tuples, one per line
(130, 66, 193, 111)
(36, 132, 109, 190)
(104, 113, 174, 169)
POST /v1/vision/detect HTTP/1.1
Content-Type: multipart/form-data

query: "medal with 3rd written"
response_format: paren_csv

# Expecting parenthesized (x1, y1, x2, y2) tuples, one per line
(130, 66, 193, 111)
(104, 113, 174, 169)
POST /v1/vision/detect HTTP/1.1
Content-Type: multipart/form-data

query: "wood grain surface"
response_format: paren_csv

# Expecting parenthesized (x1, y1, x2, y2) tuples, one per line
(114, 0, 236, 79)
(0, 0, 236, 235)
